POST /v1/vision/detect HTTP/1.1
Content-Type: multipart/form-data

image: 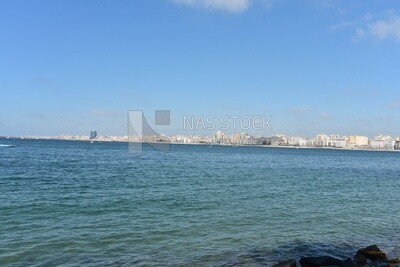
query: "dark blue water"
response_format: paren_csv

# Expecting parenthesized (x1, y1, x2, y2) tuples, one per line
(0, 139, 399, 266)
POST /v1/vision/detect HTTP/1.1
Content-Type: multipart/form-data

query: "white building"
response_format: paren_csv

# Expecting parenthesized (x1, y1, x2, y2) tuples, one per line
(370, 134, 394, 150)
(287, 136, 307, 146)
(348, 135, 369, 148)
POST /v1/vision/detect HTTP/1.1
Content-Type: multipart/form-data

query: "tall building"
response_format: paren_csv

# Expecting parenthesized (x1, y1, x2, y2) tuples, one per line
(90, 131, 97, 139)
(395, 140, 400, 150)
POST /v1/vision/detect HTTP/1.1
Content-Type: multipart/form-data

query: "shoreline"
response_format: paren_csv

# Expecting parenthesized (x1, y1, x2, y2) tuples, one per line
(2, 136, 400, 153)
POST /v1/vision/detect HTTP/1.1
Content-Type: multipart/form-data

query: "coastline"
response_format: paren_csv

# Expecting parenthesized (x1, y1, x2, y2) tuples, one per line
(2, 136, 400, 153)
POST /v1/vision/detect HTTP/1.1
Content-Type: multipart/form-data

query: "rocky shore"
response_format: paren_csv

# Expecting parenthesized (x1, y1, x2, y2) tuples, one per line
(273, 245, 400, 267)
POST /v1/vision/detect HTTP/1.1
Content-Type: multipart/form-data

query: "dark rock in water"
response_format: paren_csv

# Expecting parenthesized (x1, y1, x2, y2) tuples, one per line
(300, 256, 351, 267)
(342, 258, 355, 267)
(375, 264, 400, 267)
(354, 245, 388, 266)
(273, 259, 297, 267)
(389, 258, 400, 264)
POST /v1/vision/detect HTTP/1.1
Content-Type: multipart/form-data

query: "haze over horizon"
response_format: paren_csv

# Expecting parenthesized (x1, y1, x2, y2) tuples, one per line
(1, 0, 400, 138)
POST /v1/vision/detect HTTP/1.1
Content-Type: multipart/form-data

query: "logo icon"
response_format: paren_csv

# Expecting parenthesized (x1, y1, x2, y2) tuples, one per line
(128, 110, 171, 153)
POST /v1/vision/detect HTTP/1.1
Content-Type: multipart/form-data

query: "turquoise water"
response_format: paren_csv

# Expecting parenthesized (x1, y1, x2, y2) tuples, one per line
(0, 139, 399, 266)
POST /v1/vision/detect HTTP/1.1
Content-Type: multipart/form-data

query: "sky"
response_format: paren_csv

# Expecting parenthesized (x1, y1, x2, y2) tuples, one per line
(1, 0, 400, 138)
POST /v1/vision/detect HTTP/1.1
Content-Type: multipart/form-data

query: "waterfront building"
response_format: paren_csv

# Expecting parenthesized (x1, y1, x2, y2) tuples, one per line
(370, 135, 394, 150)
(374, 134, 392, 142)
(214, 131, 229, 144)
(348, 135, 369, 148)
(270, 135, 288, 146)
(258, 137, 271, 146)
(395, 140, 400, 150)
(372, 134, 394, 150)
(315, 134, 347, 148)
(327, 135, 347, 148)
(316, 134, 329, 147)
(287, 136, 307, 146)
(328, 139, 347, 148)
(306, 138, 316, 147)
(90, 131, 98, 139)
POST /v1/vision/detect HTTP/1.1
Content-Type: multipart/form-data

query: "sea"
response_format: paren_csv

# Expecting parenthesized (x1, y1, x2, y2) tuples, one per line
(0, 139, 399, 266)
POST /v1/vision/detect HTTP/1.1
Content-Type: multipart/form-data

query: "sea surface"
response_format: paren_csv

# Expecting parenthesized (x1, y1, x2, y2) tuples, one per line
(0, 139, 399, 266)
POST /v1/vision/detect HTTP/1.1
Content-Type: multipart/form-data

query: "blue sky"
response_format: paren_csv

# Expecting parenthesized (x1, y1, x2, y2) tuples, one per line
(1, 0, 400, 137)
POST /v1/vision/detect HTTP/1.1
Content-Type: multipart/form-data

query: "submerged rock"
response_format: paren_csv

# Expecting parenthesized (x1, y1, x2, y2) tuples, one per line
(389, 258, 400, 264)
(271, 245, 397, 267)
(273, 259, 297, 267)
(300, 256, 353, 267)
(354, 245, 388, 266)
(342, 258, 355, 267)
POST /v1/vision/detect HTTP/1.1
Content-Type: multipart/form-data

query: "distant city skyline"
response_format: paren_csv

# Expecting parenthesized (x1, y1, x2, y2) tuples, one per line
(4, 131, 400, 151)
(1, 0, 400, 137)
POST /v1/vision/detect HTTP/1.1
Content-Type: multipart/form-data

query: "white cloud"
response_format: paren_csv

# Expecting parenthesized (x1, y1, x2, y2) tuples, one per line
(354, 27, 366, 39)
(330, 21, 354, 31)
(321, 112, 333, 119)
(260, 0, 274, 10)
(387, 100, 400, 109)
(171, 0, 251, 14)
(332, 11, 400, 42)
(368, 15, 400, 41)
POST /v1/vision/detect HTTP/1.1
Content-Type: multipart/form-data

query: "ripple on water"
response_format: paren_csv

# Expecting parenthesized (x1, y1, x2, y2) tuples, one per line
(0, 140, 399, 266)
